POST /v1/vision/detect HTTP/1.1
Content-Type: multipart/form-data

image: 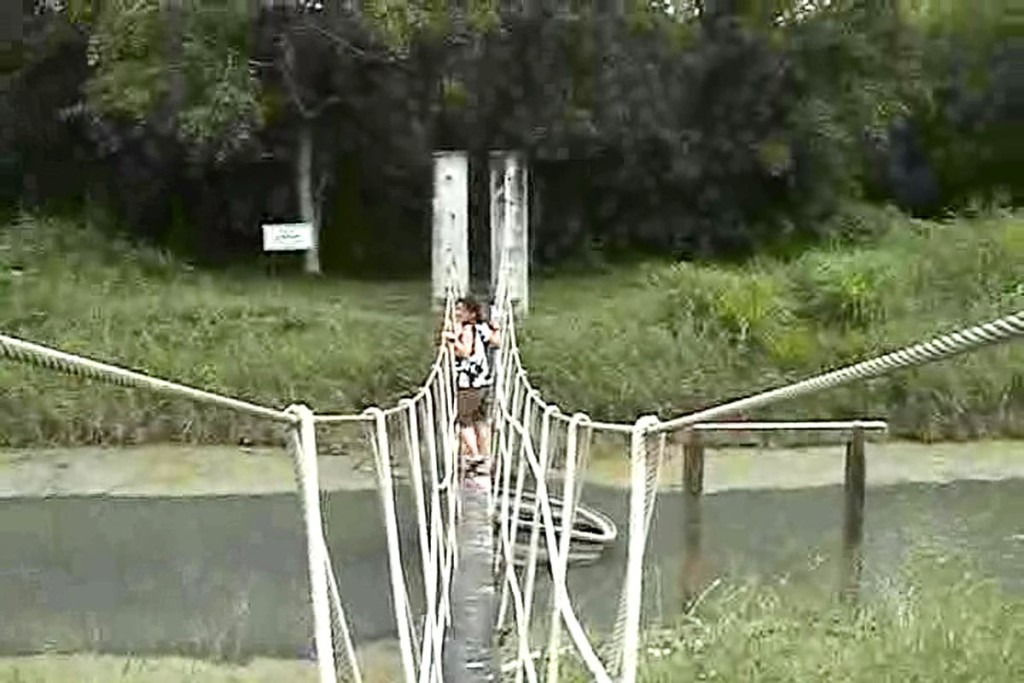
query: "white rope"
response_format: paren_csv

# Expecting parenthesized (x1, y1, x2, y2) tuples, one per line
(650, 310, 1024, 435)
(419, 390, 446, 682)
(0, 246, 466, 683)
(617, 416, 662, 682)
(0, 332, 296, 424)
(496, 392, 613, 682)
(545, 412, 590, 682)
(365, 407, 419, 683)
(518, 404, 556, 681)
(323, 550, 363, 683)
(399, 398, 435, 683)
(286, 404, 338, 683)
(495, 376, 531, 631)
(497, 305, 1023, 439)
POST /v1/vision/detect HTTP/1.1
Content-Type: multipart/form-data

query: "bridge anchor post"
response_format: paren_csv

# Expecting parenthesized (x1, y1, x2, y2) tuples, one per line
(840, 425, 866, 604)
(681, 429, 705, 612)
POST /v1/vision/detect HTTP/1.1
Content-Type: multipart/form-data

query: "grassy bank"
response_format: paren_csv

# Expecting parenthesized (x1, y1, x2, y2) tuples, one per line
(524, 205, 1023, 440)
(0, 214, 435, 446)
(0, 639, 403, 682)
(0, 655, 322, 683)
(1, 208, 1022, 447)
(565, 553, 1023, 682)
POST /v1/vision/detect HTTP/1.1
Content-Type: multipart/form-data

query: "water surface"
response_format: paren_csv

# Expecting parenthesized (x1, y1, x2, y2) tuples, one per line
(0, 478, 1020, 660)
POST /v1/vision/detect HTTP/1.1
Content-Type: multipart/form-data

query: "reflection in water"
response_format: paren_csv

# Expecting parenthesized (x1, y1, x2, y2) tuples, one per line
(0, 479, 1020, 660)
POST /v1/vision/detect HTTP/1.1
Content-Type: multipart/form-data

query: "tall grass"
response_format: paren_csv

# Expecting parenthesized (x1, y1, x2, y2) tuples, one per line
(561, 552, 1023, 682)
(1, 209, 1021, 446)
(522, 208, 1023, 440)
(0, 214, 435, 446)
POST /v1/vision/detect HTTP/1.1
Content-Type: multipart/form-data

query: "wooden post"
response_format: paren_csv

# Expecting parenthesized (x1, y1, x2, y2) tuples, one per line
(433, 151, 469, 308)
(682, 429, 705, 611)
(489, 151, 529, 315)
(841, 425, 866, 603)
(445, 474, 497, 681)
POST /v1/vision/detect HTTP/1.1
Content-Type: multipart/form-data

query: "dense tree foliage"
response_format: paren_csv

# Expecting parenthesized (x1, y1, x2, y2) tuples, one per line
(1, 1, 1016, 273)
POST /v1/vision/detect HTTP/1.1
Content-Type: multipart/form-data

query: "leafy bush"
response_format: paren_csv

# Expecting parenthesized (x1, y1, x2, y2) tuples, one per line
(655, 263, 795, 350)
(791, 248, 907, 330)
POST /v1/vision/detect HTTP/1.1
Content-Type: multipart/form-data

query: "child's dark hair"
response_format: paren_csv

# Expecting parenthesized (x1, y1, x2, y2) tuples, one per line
(456, 295, 482, 320)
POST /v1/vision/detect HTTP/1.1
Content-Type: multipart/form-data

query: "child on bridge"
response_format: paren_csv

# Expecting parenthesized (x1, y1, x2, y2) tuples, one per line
(442, 295, 500, 478)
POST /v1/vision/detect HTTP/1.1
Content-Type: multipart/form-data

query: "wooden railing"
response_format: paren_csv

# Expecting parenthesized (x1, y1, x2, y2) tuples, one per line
(678, 420, 889, 607)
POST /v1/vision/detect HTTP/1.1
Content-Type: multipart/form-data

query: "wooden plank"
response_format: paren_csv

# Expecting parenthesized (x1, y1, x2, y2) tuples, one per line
(445, 474, 498, 681)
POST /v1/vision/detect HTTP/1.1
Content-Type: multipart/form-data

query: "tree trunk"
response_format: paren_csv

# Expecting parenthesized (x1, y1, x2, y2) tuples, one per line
(162, 0, 185, 134)
(296, 121, 321, 275)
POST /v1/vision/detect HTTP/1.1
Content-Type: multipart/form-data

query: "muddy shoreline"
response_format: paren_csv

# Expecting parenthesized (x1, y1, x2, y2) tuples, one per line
(2, 441, 1022, 498)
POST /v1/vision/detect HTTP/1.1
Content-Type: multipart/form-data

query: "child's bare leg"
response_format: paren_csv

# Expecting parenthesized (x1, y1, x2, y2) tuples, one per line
(460, 424, 480, 457)
(476, 420, 491, 457)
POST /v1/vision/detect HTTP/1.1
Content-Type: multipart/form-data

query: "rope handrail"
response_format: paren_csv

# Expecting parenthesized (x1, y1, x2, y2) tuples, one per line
(650, 310, 1024, 435)
(0, 332, 298, 424)
(496, 303, 1023, 436)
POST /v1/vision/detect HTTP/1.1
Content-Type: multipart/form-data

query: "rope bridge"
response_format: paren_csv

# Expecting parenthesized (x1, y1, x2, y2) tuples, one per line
(1, 240, 1021, 682)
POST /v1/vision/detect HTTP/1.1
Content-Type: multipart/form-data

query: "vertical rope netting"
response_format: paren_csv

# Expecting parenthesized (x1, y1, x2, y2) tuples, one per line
(489, 314, 519, 518)
(429, 377, 457, 638)
(497, 374, 532, 626)
(494, 474, 541, 683)
(486, 372, 538, 681)
(286, 404, 338, 683)
(375, 408, 426, 666)
(365, 407, 418, 683)
(545, 413, 591, 683)
(399, 398, 437, 683)
(305, 423, 362, 683)
(496, 373, 530, 631)
(323, 553, 362, 683)
(494, 374, 525, 564)
(501, 399, 613, 683)
(420, 389, 448, 683)
(494, 308, 612, 681)
(439, 357, 460, 633)
(497, 373, 543, 679)
(443, 347, 461, 563)
(606, 416, 664, 683)
(518, 404, 557, 677)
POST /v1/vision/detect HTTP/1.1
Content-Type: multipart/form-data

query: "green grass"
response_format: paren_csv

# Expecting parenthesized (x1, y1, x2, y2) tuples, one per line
(3, 555, 1020, 682)
(1, 208, 1022, 447)
(0, 655, 322, 683)
(0, 639, 403, 682)
(522, 207, 1023, 440)
(0, 214, 436, 446)
(561, 553, 1023, 682)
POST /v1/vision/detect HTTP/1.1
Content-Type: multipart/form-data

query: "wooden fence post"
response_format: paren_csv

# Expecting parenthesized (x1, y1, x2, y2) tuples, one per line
(841, 425, 866, 603)
(682, 429, 705, 611)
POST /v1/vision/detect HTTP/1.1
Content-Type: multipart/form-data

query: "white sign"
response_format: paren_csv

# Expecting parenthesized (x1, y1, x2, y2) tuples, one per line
(262, 223, 313, 252)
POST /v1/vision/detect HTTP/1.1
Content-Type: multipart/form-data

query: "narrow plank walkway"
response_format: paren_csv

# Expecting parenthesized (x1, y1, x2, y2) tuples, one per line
(444, 470, 498, 682)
